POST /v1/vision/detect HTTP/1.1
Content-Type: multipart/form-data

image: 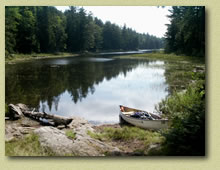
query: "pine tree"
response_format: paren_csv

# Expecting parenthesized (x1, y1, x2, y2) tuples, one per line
(5, 7, 21, 55)
(165, 6, 205, 57)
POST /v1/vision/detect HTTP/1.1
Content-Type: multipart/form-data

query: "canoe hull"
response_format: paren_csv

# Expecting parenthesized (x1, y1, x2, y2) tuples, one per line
(120, 111, 168, 129)
(119, 105, 168, 130)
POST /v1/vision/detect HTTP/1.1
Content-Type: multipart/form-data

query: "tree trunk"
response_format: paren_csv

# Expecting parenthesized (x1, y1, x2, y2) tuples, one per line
(8, 104, 73, 126)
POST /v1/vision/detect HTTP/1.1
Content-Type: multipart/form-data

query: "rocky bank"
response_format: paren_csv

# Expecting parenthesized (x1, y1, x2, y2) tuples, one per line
(5, 115, 121, 156)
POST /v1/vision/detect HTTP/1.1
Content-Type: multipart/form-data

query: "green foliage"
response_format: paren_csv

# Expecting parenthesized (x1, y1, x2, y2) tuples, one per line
(5, 7, 21, 56)
(37, 7, 67, 53)
(119, 51, 203, 63)
(5, 133, 55, 156)
(5, 6, 164, 56)
(120, 52, 205, 94)
(165, 6, 205, 57)
(65, 130, 76, 140)
(5, 104, 9, 117)
(156, 75, 205, 155)
(87, 126, 164, 146)
(16, 7, 39, 53)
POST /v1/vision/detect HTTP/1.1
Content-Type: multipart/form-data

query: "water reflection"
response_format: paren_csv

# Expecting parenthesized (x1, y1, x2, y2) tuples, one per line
(6, 57, 168, 124)
(99, 49, 162, 55)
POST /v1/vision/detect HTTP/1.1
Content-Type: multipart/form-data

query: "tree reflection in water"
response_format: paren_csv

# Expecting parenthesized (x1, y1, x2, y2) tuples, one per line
(6, 56, 168, 124)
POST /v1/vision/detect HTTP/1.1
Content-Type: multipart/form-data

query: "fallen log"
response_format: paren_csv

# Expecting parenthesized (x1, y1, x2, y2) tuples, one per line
(23, 110, 73, 126)
(8, 104, 73, 127)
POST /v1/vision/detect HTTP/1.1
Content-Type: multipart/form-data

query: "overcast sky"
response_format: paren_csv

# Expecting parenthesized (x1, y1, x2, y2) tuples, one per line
(56, 6, 171, 38)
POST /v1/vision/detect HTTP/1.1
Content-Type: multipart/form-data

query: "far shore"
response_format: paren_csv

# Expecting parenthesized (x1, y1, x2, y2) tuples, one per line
(5, 52, 80, 64)
(5, 49, 163, 64)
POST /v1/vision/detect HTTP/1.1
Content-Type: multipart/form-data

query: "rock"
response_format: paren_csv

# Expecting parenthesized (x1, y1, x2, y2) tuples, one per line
(147, 143, 161, 153)
(68, 116, 120, 156)
(8, 104, 23, 119)
(5, 117, 10, 120)
(5, 119, 37, 142)
(6, 115, 121, 156)
(16, 103, 30, 112)
(34, 117, 121, 156)
(34, 127, 75, 156)
(57, 125, 66, 129)
(20, 116, 41, 127)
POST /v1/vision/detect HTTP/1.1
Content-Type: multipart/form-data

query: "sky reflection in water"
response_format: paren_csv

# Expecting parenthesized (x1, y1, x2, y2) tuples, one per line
(38, 59, 168, 124)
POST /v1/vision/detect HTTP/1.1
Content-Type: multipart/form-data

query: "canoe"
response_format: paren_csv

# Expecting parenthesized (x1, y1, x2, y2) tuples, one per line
(119, 105, 168, 130)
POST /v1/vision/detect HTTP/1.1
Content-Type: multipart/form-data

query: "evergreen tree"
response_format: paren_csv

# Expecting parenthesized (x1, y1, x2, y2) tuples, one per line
(16, 7, 38, 53)
(36, 7, 49, 53)
(5, 7, 21, 55)
(93, 24, 103, 51)
(165, 6, 205, 57)
(5, 6, 164, 55)
(65, 6, 79, 52)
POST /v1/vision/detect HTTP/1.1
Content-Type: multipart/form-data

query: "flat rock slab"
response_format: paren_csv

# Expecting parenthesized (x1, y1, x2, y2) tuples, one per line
(34, 127, 75, 156)
(6, 116, 121, 156)
(34, 125, 120, 156)
(5, 117, 39, 142)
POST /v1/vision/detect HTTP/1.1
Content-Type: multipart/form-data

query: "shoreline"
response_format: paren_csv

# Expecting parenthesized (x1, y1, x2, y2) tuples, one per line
(5, 103, 162, 156)
(5, 53, 80, 64)
(5, 52, 205, 156)
(5, 50, 165, 64)
(114, 52, 205, 64)
(5, 114, 162, 156)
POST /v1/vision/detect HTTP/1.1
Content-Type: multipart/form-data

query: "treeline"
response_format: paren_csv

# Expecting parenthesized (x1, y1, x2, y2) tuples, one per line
(5, 6, 163, 56)
(165, 6, 205, 57)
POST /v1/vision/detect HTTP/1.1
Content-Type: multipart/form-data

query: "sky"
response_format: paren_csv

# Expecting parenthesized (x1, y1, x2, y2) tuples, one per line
(56, 6, 171, 38)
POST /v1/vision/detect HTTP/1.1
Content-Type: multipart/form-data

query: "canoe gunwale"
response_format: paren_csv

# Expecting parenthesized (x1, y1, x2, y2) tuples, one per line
(119, 105, 162, 120)
(120, 111, 168, 122)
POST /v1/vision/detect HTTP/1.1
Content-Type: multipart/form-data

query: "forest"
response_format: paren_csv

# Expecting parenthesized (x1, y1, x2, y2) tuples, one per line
(165, 6, 205, 57)
(5, 6, 205, 156)
(5, 6, 164, 56)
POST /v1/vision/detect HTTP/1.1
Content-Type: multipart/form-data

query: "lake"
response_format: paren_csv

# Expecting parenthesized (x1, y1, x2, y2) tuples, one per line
(5, 56, 169, 124)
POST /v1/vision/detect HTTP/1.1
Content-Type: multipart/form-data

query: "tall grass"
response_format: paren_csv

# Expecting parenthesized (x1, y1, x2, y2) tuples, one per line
(116, 52, 205, 64)
(88, 126, 164, 146)
(5, 133, 55, 156)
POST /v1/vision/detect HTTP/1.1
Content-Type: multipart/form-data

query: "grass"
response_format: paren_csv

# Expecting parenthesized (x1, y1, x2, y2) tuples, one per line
(115, 51, 205, 63)
(5, 52, 78, 63)
(88, 126, 164, 147)
(65, 130, 76, 140)
(164, 66, 205, 93)
(115, 52, 205, 94)
(5, 133, 55, 156)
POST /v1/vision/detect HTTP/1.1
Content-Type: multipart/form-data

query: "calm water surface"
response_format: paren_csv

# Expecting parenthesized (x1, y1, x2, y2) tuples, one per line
(6, 56, 168, 124)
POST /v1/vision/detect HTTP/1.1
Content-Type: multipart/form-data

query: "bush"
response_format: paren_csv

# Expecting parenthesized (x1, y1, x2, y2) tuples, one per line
(156, 76, 205, 155)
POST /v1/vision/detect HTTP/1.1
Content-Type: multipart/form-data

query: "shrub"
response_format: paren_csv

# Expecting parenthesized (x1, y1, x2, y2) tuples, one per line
(156, 76, 205, 155)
